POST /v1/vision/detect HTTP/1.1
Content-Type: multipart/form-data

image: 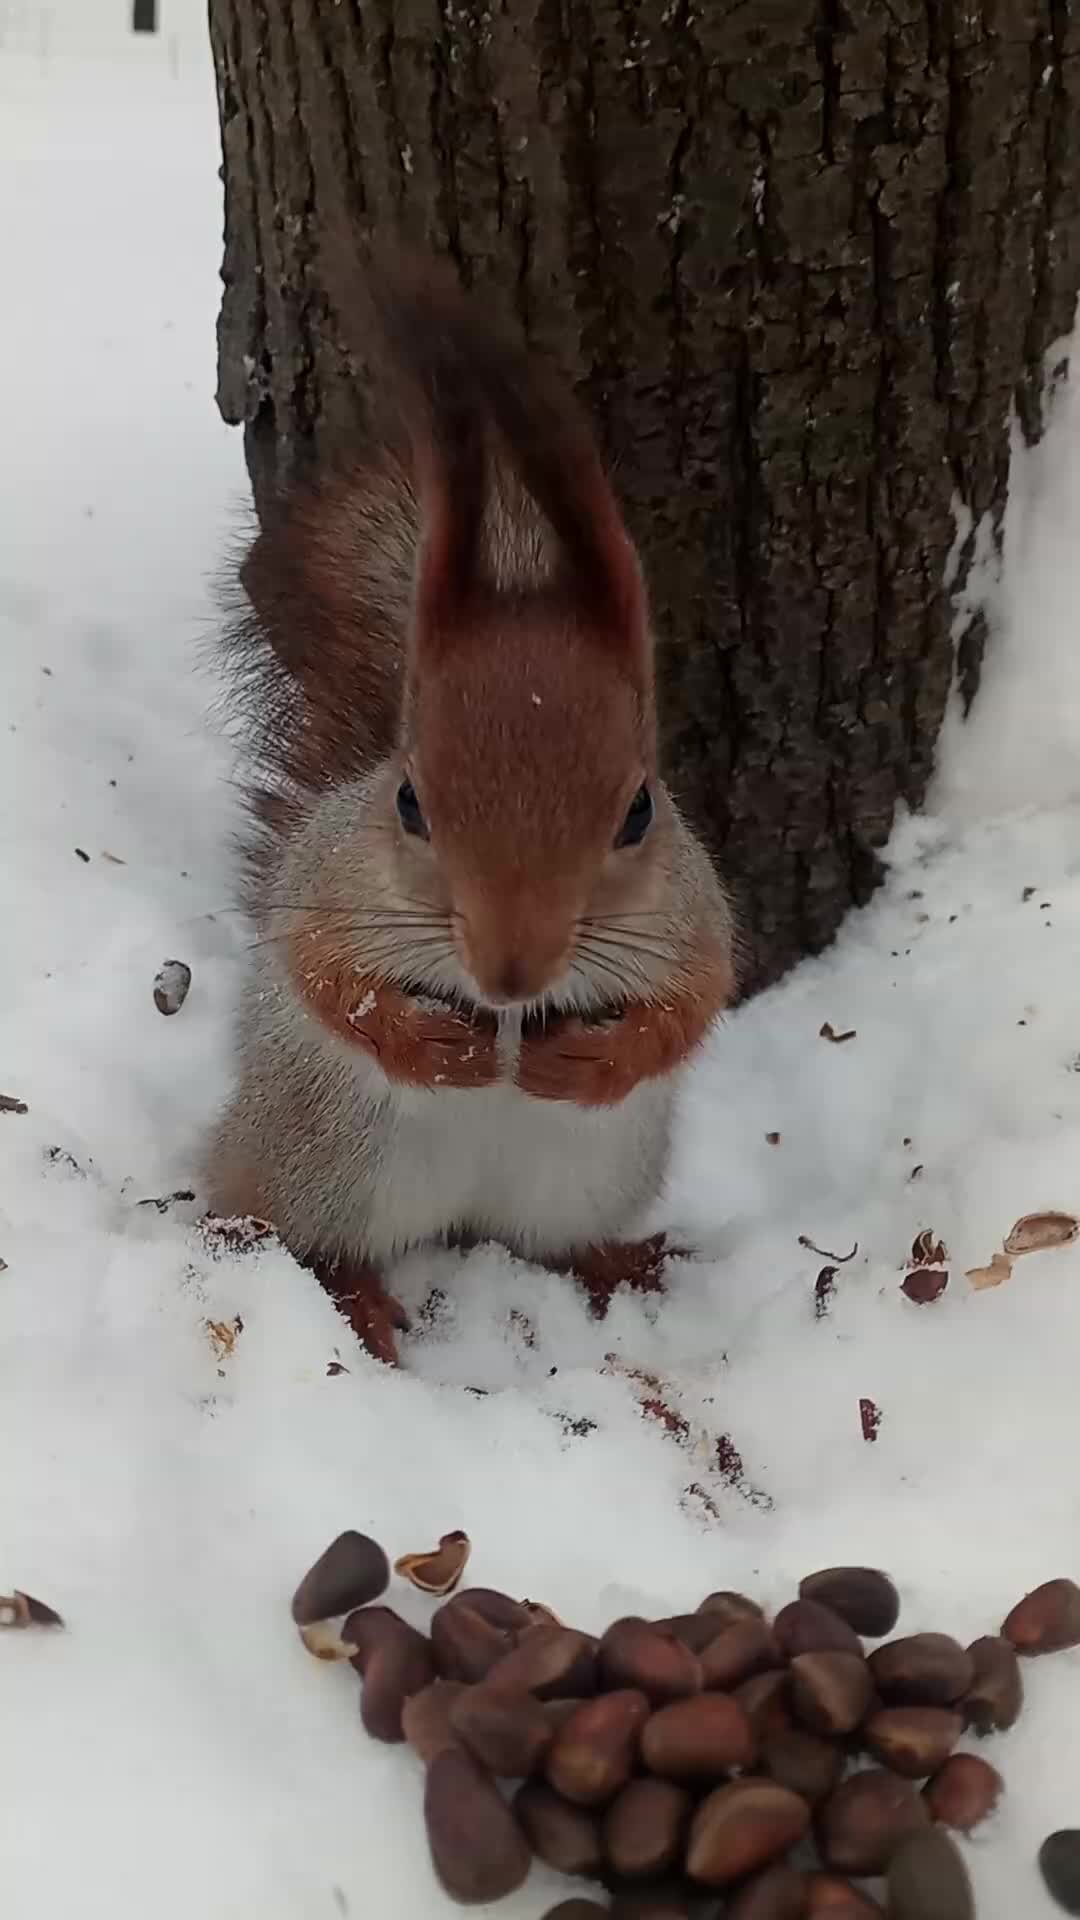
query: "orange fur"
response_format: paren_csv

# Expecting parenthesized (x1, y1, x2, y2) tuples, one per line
(517, 944, 732, 1106)
(286, 929, 500, 1091)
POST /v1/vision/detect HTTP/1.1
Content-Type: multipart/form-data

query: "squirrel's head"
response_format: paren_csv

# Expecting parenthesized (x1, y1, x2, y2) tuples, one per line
(394, 578, 665, 1009)
(381, 271, 673, 1011)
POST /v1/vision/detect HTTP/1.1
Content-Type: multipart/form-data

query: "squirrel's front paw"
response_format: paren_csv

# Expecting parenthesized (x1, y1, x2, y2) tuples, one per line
(345, 983, 500, 1091)
(515, 1009, 647, 1107)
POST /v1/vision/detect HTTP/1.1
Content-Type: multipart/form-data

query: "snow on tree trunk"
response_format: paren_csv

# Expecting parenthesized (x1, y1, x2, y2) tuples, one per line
(208, 0, 1080, 993)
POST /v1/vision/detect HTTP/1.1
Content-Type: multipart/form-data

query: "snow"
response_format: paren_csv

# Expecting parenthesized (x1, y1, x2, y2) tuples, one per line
(2, 26, 1080, 1920)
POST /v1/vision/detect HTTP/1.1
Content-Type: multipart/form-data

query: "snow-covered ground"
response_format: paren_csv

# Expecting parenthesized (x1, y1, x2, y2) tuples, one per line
(3, 28, 1080, 1920)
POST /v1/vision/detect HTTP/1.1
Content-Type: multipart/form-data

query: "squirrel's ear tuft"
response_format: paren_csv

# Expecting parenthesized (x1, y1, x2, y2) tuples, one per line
(409, 426, 486, 659)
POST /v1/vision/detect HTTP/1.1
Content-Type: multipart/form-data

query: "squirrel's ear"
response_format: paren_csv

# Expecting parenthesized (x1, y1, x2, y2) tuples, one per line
(575, 491, 652, 681)
(409, 423, 486, 659)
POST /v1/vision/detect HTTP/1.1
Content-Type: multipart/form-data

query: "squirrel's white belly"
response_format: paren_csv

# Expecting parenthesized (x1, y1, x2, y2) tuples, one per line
(359, 1074, 675, 1262)
(230, 971, 677, 1265)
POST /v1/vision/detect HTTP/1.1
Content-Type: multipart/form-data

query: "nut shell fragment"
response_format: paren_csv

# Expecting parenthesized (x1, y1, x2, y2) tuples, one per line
(1004, 1210, 1078, 1255)
(395, 1529, 471, 1596)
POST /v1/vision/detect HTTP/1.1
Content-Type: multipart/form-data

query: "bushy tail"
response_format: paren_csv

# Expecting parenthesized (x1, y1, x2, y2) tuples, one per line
(363, 250, 647, 663)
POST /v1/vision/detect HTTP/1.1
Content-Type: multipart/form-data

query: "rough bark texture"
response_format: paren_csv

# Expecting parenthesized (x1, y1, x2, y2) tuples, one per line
(209, 0, 1080, 994)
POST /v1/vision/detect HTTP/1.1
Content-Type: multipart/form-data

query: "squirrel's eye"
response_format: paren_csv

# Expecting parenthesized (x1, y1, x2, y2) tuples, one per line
(615, 783, 654, 850)
(396, 779, 429, 840)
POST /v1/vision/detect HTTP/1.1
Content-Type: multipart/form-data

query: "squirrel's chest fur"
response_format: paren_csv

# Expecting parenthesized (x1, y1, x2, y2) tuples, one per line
(229, 950, 674, 1264)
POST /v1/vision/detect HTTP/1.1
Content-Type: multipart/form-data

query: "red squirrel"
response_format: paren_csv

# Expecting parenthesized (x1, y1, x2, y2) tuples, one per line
(204, 256, 736, 1362)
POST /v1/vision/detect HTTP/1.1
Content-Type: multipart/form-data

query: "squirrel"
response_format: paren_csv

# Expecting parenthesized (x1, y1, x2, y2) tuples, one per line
(204, 254, 736, 1363)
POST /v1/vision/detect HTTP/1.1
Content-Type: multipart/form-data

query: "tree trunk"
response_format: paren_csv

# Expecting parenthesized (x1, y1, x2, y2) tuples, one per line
(208, 0, 1080, 995)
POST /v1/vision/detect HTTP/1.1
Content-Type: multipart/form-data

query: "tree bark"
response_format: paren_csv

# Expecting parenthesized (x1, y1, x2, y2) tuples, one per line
(208, 0, 1080, 994)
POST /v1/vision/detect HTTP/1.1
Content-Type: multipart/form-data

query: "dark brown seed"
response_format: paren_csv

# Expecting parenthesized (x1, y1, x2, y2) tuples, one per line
(153, 958, 191, 1014)
(701, 1617, 783, 1689)
(641, 1691, 757, 1779)
(598, 1617, 703, 1704)
(452, 1587, 534, 1635)
(774, 1599, 863, 1658)
(290, 1530, 389, 1624)
(736, 1670, 794, 1741)
(686, 1777, 811, 1886)
(727, 1863, 808, 1918)
(658, 1612, 731, 1655)
(541, 1905, 609, 1920)
(819, 1768, 929, 1874)
(424, 1746, 532, 1903)
(805, 1874, 885, 1914)
(351, 1616, 436, 1743)
(343, 1604, 415, 1666)
(450, 1685, 553, 1777)
(543, 1696, 588, 1732)
(963, 1634, 1023, 1734)
(431, 1602, 516, 1684)
(402, 1680, 465, 1765)
(924, 1752, 1003, 1831)
(1002, 1577, 1080, 1654)
(1039, 1830, 1080, 1915)
(798, 1568, 900, 1639)
(514, 1779, 604, 1876)
(545, 1689, 650, 1806)
(886, 1827, 974, 1919)
(697, 1591, 766, 1627)
(489, 1623, 598, 1700)
(868, 1634, 974, 1706)
(603, 1776, 692, 1878)
(762, 1727, 844, 1804)
(789, 1651, 874, 1736)
(609, 1895, 692, 1920)
(864, 1705, 963, 1778)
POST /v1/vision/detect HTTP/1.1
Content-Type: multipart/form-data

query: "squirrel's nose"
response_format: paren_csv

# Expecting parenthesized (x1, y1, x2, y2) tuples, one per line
(461, 928, 569, 1008)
